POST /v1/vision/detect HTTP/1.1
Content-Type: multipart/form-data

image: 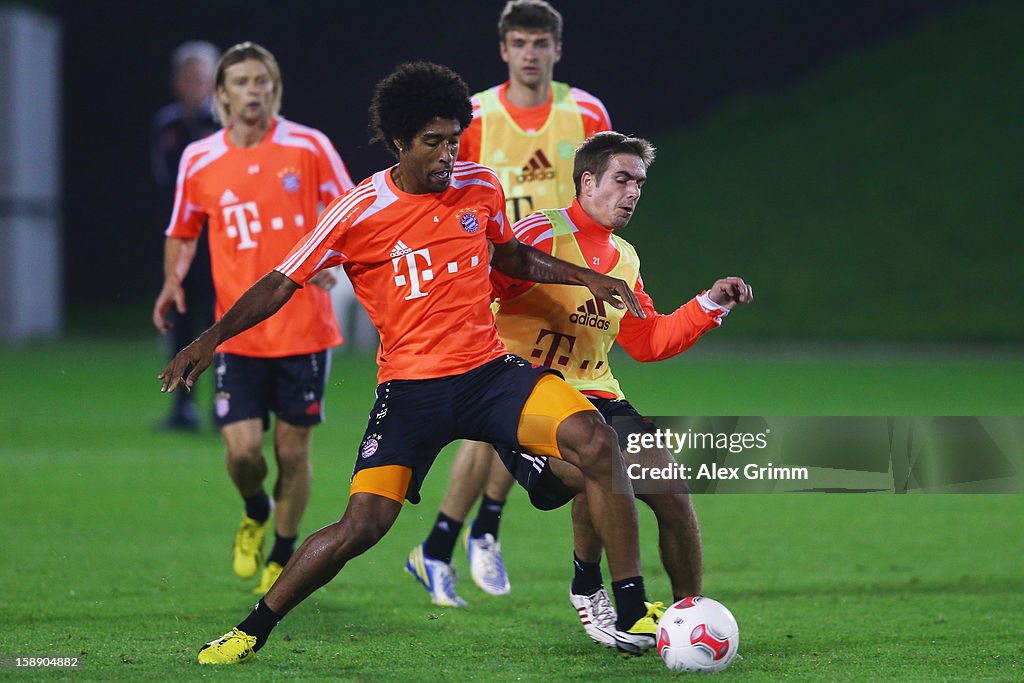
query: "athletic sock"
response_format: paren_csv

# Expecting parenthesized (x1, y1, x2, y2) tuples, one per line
(267, 533, 297, 566)
(469, 495, 506, 539)
(243, 491, 272, 524)
(612, 576, 648, 630)
(423, 512, 462, 564)
(237, 598, 282, 650)
(570, 554, 604, 596)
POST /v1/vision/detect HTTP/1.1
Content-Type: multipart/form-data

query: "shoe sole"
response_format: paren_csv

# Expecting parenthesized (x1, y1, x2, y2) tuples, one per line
(472, 578, 511, 596)
(403, 565, 466, 608)
(614, 636, 655, 656)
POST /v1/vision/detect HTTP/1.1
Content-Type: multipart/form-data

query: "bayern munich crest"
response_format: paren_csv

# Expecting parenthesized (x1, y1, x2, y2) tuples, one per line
(279, 168, 301, 193)
(460, 211, 480, 234)
(360, 435, 381, 458)
(215, 392, 231, 418)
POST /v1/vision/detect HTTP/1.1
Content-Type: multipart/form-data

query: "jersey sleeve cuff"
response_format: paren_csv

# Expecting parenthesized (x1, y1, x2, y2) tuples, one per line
(273, 267, 306, 288)
(696, 291, 729, 320)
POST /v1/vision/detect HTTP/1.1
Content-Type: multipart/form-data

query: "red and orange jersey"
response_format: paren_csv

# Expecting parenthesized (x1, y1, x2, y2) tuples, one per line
(459, 82, 611, 164)
(276, 161, 511, 383)
(166, 118, 354, 357)
(491, 200, 723, 397)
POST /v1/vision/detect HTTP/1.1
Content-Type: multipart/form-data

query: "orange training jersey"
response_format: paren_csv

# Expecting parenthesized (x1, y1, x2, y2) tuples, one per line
(459, 82, 611, 166)
(167, 118, 353, 357)
(276, 161, 511, 383)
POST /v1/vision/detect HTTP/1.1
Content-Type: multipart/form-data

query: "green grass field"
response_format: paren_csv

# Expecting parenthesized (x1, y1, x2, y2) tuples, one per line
(2, 338, 1023, 680)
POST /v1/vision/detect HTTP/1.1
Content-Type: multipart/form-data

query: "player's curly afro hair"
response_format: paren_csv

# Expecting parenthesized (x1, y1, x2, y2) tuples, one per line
(369, 61, 473, 157)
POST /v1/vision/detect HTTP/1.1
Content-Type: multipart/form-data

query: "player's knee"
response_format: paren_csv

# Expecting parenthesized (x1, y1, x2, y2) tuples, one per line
(338, 495, 399, 557)
(563, 416, 618, 475)
(275, 449, 311, 476)
(342, 513, 390, 556)
(638, 491, 690, 514)
(227, 444, 265, 471)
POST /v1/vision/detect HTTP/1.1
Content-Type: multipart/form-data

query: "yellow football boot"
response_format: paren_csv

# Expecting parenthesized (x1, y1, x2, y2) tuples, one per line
(197, 628, 256, 665)
(232, 515, 268, 579)
(614, 601, 666, 655)
(252, 561, 284, 595)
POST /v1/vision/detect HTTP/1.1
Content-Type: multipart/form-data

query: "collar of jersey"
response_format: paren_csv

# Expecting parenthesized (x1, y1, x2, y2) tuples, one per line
(498, 81, 553, 117)
(223, 117, 278, 150)
(384, 164, 449, 202)
(566, 198, 614, 249)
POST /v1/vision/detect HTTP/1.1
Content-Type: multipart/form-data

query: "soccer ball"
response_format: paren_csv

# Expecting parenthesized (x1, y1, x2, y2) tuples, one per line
(656, 596, 739, 672)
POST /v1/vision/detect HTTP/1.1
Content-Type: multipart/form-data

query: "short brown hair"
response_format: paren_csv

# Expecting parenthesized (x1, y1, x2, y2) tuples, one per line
(498, 0, 563, 42)
(573, 132, 656, 195)
(214, 42, 282, 126)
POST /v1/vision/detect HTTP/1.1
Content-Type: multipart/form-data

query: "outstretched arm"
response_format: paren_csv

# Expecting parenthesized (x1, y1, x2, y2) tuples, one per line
(158, 271, 298, 393)
(618, 276, 754, 362)
(490, 238, 645, 319)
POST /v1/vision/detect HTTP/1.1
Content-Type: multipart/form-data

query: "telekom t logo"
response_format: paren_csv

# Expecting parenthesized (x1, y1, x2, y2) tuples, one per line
(530, 328, 577, 367)
(222, 201, 261, 250)
(392, 248, 434, 300)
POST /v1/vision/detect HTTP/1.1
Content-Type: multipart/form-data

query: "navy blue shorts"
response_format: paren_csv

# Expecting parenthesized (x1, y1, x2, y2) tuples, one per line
(213, 351, 330, 429)
(494, 397, 656, 510)
(352, 354, 553, 504)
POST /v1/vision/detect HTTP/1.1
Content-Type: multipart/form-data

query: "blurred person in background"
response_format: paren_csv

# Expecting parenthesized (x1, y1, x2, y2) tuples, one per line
(152, 42, 354, 595)
(150, 40, 221, 431)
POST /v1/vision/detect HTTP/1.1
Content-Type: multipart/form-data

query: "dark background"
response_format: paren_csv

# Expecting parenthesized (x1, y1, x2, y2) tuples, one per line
(50, 0, 958, 306)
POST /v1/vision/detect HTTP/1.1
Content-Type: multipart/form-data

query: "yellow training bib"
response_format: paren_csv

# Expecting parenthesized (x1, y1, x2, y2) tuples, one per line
(495, 209, 640, 398)
(477, 82, 586, 222)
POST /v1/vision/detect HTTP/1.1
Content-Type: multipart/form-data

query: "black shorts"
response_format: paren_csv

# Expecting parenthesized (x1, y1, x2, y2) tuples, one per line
(494, 396, 656, 510)
(352, 354, 553, 504)
(213, 351, 330, 429)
